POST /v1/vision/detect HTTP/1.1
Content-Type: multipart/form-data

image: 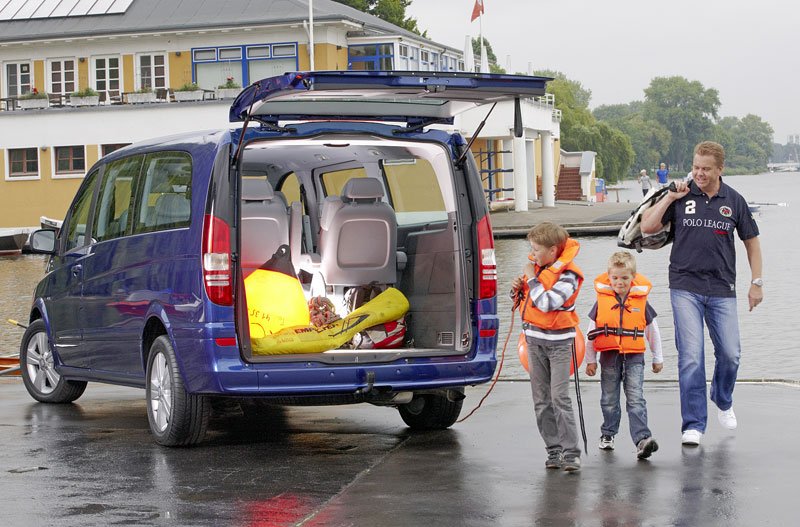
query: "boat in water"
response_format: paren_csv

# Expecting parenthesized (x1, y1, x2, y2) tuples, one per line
(0, 229, 29, 256)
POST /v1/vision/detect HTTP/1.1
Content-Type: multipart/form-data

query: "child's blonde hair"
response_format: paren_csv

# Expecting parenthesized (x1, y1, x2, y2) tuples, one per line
(527, 222, 569, 253)
(608, 251, 636, 274)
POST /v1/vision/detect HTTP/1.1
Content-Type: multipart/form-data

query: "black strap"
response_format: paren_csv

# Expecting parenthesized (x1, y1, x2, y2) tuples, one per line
(587, 324, 643, 341)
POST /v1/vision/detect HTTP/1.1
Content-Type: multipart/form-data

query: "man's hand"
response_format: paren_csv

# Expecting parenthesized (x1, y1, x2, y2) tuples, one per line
(585, 363, 597, 376)
(652, 362, 663, 374)
(748, 284, 763, 311)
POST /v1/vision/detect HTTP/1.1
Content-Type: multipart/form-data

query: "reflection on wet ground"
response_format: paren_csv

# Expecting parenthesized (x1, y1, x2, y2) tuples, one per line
(1, 380, 797, 526)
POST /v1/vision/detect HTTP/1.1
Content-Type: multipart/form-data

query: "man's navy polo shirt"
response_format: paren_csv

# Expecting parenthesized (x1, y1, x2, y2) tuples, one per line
(660, 179, 759, 297)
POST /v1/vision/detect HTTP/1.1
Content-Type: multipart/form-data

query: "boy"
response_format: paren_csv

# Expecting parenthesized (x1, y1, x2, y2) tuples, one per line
(510, 222, 584, 472)
(584, 251, 663, 459)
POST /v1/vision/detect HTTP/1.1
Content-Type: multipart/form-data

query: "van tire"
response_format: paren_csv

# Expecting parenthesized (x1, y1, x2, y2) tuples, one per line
(20, 319, 87, 403)
(398, 393, 463, 430)
(146, 335, 209, 446)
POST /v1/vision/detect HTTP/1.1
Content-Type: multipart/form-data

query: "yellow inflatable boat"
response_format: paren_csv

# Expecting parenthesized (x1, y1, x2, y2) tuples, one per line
(251, 287, 410, 355)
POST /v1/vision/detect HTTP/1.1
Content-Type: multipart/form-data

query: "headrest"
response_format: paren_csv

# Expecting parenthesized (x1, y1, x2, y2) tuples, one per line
(241, 178, 274, 201)
(342, 178, 384, 202)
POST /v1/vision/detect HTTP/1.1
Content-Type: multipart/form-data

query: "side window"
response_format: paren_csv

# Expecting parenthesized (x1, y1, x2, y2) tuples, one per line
(382, 158, 447, 225)
(133, 152, 193, 233)
(93, 155, 143, 242)
(277, 172, 302, 208)
(320, 167, 366, 197)
(64, 169, 99, 252)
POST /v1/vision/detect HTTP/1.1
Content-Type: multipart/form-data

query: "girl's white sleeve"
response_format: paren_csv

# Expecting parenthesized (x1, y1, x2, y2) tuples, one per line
(645, 319, 664, 364)
(585, 320, 597, 364)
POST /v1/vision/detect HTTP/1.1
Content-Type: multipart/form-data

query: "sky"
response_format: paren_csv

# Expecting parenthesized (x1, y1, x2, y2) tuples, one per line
(406, 0, 799, 143)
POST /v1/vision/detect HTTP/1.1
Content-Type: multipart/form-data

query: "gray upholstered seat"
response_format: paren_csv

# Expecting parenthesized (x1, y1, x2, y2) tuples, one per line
(317, 178, 397, 286)
(240, 178, 290, 275)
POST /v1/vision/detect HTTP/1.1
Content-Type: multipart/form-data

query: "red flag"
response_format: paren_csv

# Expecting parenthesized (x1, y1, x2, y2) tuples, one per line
(470, 0, 484, 22)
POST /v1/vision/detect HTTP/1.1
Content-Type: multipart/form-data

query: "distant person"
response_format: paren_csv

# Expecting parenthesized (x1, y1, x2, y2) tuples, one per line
(640, 141, 763, 446)
(584, 251, 663, 459)
(510, 222, 584, 472)
(638, 169, 653, 196)
(656, 163, 670, 188)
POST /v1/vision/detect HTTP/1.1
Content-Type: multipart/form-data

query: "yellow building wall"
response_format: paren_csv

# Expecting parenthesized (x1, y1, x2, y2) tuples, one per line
(169, 51, 193, 88)
(299, 43, 348, 71)
(0, 146, 101, 227)
(77, 58, 89, 91)
(122, 54, 135, 93)
(33, 60, 45, 93)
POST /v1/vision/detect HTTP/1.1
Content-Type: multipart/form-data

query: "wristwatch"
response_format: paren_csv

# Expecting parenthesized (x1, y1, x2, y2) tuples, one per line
(751, 278, 763, 287)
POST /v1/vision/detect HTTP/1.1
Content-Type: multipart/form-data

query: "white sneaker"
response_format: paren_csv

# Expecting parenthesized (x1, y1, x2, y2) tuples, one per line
(681, 429, 703, 446)
(718, 407, 738, 430)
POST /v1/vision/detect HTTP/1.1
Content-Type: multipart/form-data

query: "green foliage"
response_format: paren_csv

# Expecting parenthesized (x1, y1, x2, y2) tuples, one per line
(218, 76, 241, 89)
(20, 89, 48, 99)
(594, 102, 671, 174)
(176, 82, 200, 92)
(643, 76, 720, 170)
(333, 0, 425, 36)
(532, 70, 633, 182)
(712, 115, 774, 174)
(70, 87, 99, 97)
(136, 87, 153, 94)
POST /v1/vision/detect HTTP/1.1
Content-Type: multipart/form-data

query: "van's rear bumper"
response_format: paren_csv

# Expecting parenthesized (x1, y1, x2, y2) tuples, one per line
(175, 336, 497, 395)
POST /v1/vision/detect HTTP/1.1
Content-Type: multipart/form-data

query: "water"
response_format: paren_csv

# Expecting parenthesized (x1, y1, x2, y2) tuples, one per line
(497, 172, 800, 381)
(2, 172, 798, 380)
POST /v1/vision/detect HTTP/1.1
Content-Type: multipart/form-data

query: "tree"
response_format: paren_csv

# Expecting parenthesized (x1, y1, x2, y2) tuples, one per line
(643, 76, 720, 171)
(471, 37, 506, 73)
(594, 102, 671, 174)
(333, 0, 425, 36)
(713, 114, 774, 174)
(535, 70, 633, 182)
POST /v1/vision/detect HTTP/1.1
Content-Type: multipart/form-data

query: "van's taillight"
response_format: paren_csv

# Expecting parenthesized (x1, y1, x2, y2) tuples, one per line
(202, 214, 233, 306)
(477, 215, 497, 299)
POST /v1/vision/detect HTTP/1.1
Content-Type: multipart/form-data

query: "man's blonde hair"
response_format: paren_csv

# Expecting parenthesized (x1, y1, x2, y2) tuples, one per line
(694, 141, 725, 169)
(527, 222, 569, 253)
(608, 251, 636, 274)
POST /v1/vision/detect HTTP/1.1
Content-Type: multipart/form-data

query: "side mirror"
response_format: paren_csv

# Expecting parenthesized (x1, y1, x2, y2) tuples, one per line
(513, 97, 523, 138)
(29, 229, 56, 254)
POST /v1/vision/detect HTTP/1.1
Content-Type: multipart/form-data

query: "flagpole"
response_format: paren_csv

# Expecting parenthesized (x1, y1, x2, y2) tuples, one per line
(478, 9, 483, 73)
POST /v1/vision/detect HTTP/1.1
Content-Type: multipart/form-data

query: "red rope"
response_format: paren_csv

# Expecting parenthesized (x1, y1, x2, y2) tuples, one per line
(457, 305, 517, 423)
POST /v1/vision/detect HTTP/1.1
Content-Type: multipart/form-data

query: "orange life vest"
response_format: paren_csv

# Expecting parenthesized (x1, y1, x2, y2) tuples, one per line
(591, 273, 651, 353)
(520, 238, 584, 330)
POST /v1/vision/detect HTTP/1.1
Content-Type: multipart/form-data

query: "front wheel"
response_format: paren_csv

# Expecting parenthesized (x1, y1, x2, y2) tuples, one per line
(146, 335, 210, 446)
(398, 392, 463, 430)
(20, 319, 87, 403)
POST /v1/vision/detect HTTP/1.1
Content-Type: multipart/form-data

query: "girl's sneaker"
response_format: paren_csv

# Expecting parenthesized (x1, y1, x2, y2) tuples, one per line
(636, 436, 659, 459)
(599, 435, 614, 450)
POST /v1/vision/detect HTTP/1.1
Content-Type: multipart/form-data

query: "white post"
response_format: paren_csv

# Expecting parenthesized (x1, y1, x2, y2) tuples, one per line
(512, 135, 528, 212)
(541, 131, 555, 207)
(308, 0, 315, 70)
(526, 138, 537, 201)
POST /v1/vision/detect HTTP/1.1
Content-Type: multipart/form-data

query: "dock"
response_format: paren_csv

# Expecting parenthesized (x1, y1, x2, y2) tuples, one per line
(490, 200, 636, 238)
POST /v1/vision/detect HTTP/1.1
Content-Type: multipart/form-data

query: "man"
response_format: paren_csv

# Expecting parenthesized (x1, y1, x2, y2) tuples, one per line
(638, 169, 653, 196)
(656, 162, 670, 188)
(641, 141, 763, 446)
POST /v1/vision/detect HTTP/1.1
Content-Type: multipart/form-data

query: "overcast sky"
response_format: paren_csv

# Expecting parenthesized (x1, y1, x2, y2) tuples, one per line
(406, 0, 798, 143)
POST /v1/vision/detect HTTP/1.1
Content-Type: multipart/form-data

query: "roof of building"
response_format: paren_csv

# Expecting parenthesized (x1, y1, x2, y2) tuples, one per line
(0, 0, 459, 53)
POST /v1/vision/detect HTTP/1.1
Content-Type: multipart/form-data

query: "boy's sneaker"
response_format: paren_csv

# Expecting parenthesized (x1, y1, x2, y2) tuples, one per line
(545, 450, 562, 469)
(562, 455, 581, 473)
(718, 407, 737, 430)
(681, 429, 703, 446)
(599, 435, 615, 450)
(636, 437, 659, 459)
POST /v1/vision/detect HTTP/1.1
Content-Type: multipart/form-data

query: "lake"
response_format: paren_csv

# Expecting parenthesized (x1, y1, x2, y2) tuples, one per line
(2, 171, 797, 382)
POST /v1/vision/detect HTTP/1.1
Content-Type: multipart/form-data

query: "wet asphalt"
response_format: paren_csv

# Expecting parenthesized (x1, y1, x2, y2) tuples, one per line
(1, 378, 798, 527)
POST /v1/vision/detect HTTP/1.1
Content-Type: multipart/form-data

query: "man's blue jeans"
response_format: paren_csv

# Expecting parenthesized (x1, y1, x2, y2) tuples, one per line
(671, 289, 741, 433)
(599, 351, 651, 444)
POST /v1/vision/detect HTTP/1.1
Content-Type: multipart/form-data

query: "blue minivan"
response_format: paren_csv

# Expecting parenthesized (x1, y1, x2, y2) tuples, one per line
(23, 71, 549, 445)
